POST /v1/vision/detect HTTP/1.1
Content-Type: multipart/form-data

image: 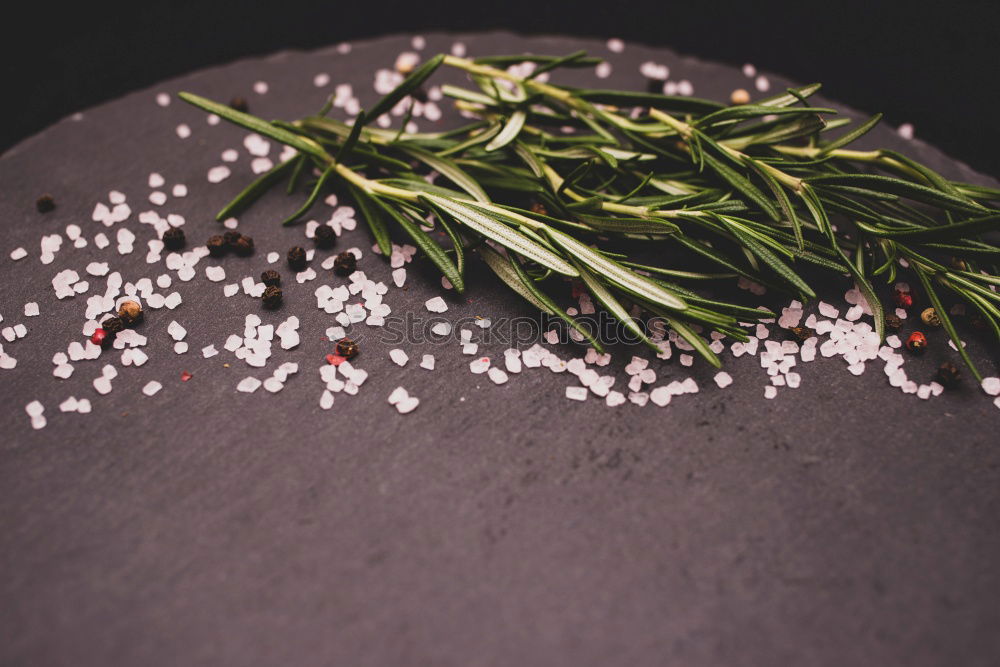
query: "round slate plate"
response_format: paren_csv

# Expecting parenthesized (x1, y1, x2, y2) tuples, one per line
(2, 32, 999, 667)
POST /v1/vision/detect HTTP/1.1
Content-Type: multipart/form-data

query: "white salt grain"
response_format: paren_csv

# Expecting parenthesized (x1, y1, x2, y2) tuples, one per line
(207, 166, 231, 183)
(205, 266, 226, 282)
(237, 377, 262, 393)
(142, 381, 163, 397)
(714, 372, 733, 389)
(389, 349, 409, 366)
(396, 396, 420, 414)
(487, 367, 509, 385)
(420, 354, 435, 370)
(425, 296, 448, 313)
(566, 386, 588, 401)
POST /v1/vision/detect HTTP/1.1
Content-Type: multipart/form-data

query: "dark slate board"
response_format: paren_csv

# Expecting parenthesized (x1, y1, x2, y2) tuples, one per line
(1, 32, 999, 667)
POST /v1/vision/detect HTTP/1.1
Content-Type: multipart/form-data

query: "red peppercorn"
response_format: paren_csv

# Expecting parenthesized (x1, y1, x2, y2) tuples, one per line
(90, 328, 109, 347)
(893, 290, 913, 309)
(906, 331, 927, 353)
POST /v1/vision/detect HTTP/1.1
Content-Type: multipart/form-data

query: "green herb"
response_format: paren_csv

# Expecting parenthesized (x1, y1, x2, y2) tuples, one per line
(179, 52, 1000, 373)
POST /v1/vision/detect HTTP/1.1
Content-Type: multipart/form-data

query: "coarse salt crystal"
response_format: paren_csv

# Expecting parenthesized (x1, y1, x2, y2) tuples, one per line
(396, 396, 420, 414)
(487, 367, 509, 385)
(237, 377, 262, 393)
(142, 381, 163, 397)
(389, 348, 409, 366)
(425, 296, 448, 313)
(714, 372, 733, 388)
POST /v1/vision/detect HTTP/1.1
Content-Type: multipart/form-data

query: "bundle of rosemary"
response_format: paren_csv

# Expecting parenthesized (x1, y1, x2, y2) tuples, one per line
(179, 51, 1000, 379)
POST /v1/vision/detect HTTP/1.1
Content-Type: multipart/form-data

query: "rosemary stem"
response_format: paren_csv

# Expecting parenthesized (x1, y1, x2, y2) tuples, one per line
(649, 108, 804, 192)
(770, 144, 927, 182)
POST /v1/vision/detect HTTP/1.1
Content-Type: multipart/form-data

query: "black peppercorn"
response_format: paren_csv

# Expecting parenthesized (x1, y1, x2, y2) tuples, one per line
(935, 361, 960, 387)
(162, 226, 185, 250)
(102, 316, 124, 335)
(411, 86, 429, 103)
(287, 246, 307, 271)
(233, 235, 255, 256)
(118, 300, 143, 327)
(229, 96, 248, 112)
(36, 194, 56, 213)
(332, 251, 357, 276)
(885, 313, 903, 330)
(336, 337, 359, 359)
(262, 285, 283, 309)
(261, 269, 281, 286)
(788, 326, 815, 341)
(313, 224, 336, 249)
(207, 235, 227, 257)
(645, 78, 662, 94)
(223, 230, 242, 247)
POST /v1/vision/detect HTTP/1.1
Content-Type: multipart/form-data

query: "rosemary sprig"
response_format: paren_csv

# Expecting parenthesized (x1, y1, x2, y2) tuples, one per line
(177, 51, 1000, 374)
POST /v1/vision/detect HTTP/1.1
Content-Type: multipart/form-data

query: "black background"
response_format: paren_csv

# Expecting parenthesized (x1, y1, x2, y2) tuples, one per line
(4, 0, 999, 176)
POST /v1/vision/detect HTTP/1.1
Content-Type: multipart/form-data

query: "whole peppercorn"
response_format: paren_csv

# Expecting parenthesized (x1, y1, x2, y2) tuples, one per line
(262, 285, 283, 309)
(645, 78, 662, 94)
(949, 257, 968, 271)
(36, 194, 56, 213)
(233, 235, 255, 256)
(336, 337, 359, 359)
(893, 290, 913, 309)
(207, 235, 227, 257)
(90, 328, 109, 347)
(787, 326, 815, 342)
(920, 307, 941, 327)
(162, 226, 185, 251)
(229, 96, 248, 112)
(223, 230, 242, 247)
(118, 300, 143, 327)
(313, 224, 336, 249)
(287, 246, 307, 271)
(261, 269, 281, 287)
(530, 201, 548, 216)
(102, 316, 124, 335)
(885, 313, 904, 330)
(333, 251, 357, 276)
(935, 361, 960, 388)
(730, 88, 751, 105)
(906, 331, 927, 353)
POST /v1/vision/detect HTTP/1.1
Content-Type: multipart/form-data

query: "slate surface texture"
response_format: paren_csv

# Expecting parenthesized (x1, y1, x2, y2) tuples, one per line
(1, 32, 998, 667)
